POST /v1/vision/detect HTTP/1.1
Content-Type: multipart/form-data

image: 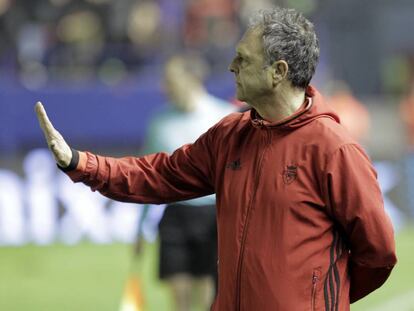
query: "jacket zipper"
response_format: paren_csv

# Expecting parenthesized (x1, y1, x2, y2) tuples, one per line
(311, 270, 320, 311)
(235, 127, 271, 311)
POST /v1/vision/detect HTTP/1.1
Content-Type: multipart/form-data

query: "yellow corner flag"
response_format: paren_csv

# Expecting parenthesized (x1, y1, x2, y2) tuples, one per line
(119, 275, 145, 311)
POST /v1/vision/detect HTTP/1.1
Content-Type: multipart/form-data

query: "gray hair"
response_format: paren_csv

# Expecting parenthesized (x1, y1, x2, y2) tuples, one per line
(249, 7, 319, 89)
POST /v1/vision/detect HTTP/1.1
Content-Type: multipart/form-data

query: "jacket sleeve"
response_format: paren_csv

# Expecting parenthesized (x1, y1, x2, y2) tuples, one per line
(64, 126, 217, 204)
(324, 144, 397, 303)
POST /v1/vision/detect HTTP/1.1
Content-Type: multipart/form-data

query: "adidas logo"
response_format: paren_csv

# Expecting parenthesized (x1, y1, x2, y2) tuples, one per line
(226, 158, 241, 170)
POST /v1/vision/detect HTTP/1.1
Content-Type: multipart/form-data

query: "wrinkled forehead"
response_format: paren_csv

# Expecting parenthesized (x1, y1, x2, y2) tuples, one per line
(236, 27, 264, 58)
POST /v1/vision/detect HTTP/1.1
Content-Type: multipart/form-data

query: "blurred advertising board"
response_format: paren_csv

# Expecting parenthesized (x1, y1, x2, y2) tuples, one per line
(0, 149, 164, 246)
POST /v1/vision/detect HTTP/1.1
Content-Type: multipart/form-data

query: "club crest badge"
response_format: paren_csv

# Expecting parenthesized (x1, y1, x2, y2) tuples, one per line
(283, 165, 298, 184)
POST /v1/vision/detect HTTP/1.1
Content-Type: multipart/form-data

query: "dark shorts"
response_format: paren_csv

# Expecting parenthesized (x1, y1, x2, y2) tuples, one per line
(158, 203, 217, 280)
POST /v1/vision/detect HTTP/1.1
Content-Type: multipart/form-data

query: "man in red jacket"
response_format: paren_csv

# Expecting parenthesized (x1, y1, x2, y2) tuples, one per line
(36, 7, 396, 311)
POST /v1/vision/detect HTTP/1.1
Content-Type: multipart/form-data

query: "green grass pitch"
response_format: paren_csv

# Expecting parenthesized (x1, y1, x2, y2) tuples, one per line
(0, 227, 413, 311)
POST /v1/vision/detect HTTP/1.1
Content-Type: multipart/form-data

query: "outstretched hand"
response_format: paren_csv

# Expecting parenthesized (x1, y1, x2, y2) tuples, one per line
(35, 101, 72, 168)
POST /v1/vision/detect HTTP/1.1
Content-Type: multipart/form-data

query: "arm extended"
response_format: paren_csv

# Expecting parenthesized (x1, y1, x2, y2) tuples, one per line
(35, 102, 217, 205)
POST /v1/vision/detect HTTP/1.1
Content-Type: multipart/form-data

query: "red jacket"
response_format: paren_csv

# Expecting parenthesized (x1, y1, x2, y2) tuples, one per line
(66, 86, 396, 310)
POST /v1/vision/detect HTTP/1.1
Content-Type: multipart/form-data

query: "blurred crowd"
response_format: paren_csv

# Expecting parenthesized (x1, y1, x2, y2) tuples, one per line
(1, 0, 414, 94)
(0, 0, 306, 87)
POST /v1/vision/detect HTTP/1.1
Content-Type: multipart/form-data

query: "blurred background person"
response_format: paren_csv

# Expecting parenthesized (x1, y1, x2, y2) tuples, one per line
(183, 0, 239, 72)
(326, 81, 371, 144)
(132, 54, 234, 311)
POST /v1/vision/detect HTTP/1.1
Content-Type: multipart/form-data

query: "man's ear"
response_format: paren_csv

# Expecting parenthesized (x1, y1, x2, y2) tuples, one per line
(271, 60, 288, 86)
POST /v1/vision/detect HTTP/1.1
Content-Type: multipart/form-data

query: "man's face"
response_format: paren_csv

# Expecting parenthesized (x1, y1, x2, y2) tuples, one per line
(229, 27, 273, 104)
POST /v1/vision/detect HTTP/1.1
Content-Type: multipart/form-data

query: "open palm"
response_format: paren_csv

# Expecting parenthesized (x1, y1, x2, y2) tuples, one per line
(35, 102, 72, 168)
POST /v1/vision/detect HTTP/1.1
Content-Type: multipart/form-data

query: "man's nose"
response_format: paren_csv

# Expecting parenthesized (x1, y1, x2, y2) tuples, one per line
(228, 59, 237, 73)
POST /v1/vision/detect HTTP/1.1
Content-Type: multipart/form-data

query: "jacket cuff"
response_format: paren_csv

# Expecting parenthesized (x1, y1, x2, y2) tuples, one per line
(57, 148, 79, 172)
(349, 261, 395, 303)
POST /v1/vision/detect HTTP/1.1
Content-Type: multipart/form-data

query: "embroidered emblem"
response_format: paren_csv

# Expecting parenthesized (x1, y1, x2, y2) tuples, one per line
(283, 165, 298, 184)
(226, 158, 241, 170)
